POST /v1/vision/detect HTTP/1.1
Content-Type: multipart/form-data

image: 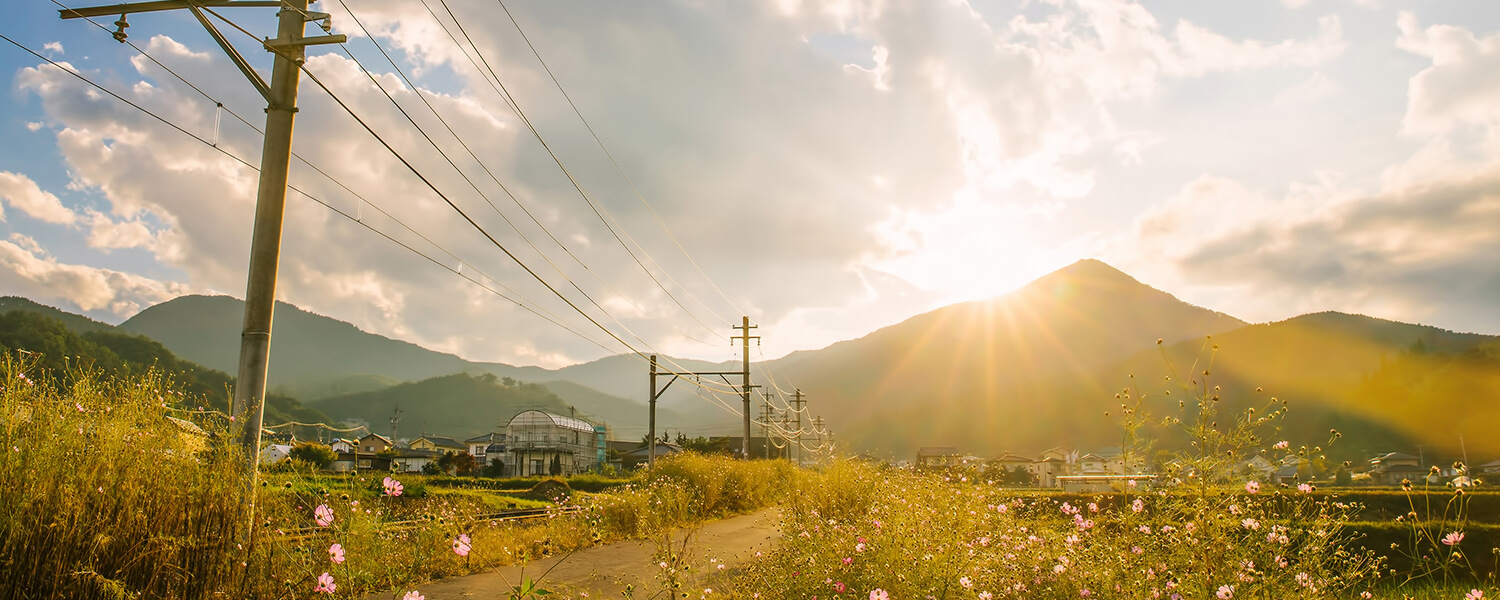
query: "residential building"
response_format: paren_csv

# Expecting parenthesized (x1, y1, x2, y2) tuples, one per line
(410, 436, 466, 454)
(330, 438, 357, 454)
(1480, 459, 1500, 475)
(258, 444, 293, 465)
(619, 443, 682, 470)
(358, 433, 393, 454)
(391, 448, 442, 473)
(466, 433, 506, 472)
(916, 447, 962, 469)
(505, 410, 600, 476)
(1369, 452, 1423, 485)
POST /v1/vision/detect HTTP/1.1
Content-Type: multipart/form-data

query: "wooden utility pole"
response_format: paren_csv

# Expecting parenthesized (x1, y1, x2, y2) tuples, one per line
(60, 0, 346, 539)
(731, 317, 759, 459)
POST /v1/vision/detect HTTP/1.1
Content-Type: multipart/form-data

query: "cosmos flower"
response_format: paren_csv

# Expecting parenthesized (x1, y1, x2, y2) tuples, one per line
(314, 504, 334, 527)
(328, 543, 345, 564)
(314, 572, 336, 594)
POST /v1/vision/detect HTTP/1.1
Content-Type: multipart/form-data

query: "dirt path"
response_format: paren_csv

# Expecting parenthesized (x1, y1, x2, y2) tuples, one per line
(365, 508, 781, 599)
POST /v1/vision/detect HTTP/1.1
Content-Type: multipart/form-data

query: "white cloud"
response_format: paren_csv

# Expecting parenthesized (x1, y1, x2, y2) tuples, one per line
(83, 209, 157, 251)
(43, 42, 63, 55)
(1396, 12, 1500, 143)
(0, 171, 77, 225)
(0, 235, 189, 316)
(1274, 71, 1340, 106)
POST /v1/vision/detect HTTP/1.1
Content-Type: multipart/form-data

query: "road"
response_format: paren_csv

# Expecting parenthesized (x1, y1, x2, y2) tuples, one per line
(364, 507, 781, 599)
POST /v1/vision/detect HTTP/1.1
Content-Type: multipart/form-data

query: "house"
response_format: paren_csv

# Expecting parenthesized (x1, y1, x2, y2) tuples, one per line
(1033, 456, 1067, 488)
(410, 435, 466, 454)
(1369, 452, 1423, 485)
(330, 438, 357, 453)
(620, 443, 682, 470)
(391, 448, 442, 473)
(466, 433, 506, 472)
(166, 416, 210, 454)
(1077, 453, 1108, 475)
(1479, 459, 1500, 475)
(988, 452, 1037, 485)
(1239, 455, 1275, 480)
(1037, 448, 1080, 477)
(916, 447, 962, 469)
(506, 410, 601, 476)
(358, 433, 393, 454)
(258, 444, 293, 465)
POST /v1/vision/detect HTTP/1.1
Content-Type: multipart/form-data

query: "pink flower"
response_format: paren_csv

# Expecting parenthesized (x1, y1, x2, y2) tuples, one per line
(328, 543, 345, 564)
(314, 504, 334, 528)
(1273, 441, 1289, 450)
(453, 533, 472, 556)
(1443, 531, 1465, 546)
(979, 593, 993, 600)
(1466, 590, 1482, 600)
(383, 477, 404, 496)
(1216, 584, 1234, 599)
(856, 542, 867, 552)
(870, 589, 889, 600)
(834, 582, 846, 593)
(960, 576, 973, 589)
(842, 557, 852, 565)
(1132, 499, 1144, 513)
(314, 572, 336, 594)
(1241, 518, 1260, 530)
(1244, 481, 1260, 494)
(402, 592, 425, 600)
(1297, 483, 1313, 494)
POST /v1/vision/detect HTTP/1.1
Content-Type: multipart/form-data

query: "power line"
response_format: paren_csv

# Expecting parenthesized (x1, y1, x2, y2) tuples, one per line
(332, 0, 719, 350)
(429, 0, 725, 339)
(0, 26, 618, 356)
(491, 0, 742, 324)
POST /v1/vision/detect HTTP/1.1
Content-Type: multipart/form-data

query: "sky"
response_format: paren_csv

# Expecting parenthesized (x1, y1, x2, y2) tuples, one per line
(0, 0, 1497, 369)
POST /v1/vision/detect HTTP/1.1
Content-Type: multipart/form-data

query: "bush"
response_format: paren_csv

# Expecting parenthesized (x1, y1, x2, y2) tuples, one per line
(289, 441, 337, 469)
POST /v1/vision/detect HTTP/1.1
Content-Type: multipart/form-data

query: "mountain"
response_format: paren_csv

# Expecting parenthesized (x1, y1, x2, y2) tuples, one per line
(0, 296, 116, 334)
(118, 295, 534, 383)
(764, 259, 1249, 454)
(311, 373, 572, 441)
(0, 308, 328, 425)
(118, 294, 730, 433)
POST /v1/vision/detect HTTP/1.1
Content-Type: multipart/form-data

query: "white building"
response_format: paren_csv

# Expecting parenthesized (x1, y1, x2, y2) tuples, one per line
(505, 410, 600, 476)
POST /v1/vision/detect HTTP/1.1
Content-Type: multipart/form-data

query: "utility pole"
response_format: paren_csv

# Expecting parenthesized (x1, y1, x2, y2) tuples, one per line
(790, 388, 804, 467)
(759, 392, 775, 459)
(648, 355, 658, 469)
(60, 0, 346, 541)
(731, 317, 759, 459)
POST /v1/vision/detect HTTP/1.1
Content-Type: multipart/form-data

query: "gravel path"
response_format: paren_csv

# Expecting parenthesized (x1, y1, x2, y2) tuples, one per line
(364, 507, 781, 599)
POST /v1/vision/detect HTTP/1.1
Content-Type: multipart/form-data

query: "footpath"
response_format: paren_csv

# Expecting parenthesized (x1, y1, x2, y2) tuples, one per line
(365, 507, 781, 599)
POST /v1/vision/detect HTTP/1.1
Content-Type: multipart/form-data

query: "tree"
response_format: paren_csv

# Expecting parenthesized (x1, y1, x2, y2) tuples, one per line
(288, 442, 337, 470)
(549, 453, 562, 476)
(1335, 465, 1352, 486)
(483, 457, 506, 478)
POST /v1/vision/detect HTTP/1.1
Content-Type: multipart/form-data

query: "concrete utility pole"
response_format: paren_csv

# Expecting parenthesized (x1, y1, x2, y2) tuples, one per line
(731, 317, 760, 459)
(60, 0, 346, 538)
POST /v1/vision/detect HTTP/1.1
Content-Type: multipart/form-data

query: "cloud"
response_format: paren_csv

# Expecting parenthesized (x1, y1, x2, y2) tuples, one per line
(1274, 71, 1339, 106)
(1396, 12, 1500, 143)
(1118, 16, 1500, 331)
(43, 42, 63, 55)
(0, 171, 77, 225)
(0, 234, 189, 316)
(3, 0, 1384, 365)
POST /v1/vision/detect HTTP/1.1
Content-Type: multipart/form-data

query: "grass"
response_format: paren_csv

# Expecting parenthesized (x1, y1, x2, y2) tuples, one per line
(3, 350, 1496, 600)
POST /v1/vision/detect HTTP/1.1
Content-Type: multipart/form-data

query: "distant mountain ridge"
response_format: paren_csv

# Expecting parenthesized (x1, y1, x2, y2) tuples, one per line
(10, 258, 1498, 460)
